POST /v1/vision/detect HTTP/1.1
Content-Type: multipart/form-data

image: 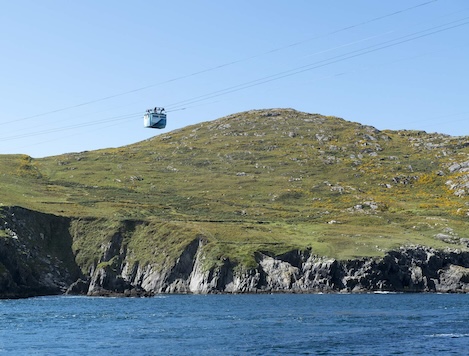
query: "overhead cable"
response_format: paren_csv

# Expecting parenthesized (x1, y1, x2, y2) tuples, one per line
(0, 0, 439, 126)
(3, 15, 468, 143)
(163, 16, 469, 111)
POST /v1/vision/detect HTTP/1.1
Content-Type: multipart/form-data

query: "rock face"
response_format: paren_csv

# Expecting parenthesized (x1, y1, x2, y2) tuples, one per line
(2, 206, 469, 298)
(76, 239, 469, 296)
(0, 206, 81, 298)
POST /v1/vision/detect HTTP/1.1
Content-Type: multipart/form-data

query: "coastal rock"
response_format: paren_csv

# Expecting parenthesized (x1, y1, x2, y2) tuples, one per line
(435, 265, 469, 292)
(0, 206, 81, 298)
(257, 253, 300, 290)
(91, 244, 469, 295)
(3, 206, 469, 298)
(65, 278, 90, 295)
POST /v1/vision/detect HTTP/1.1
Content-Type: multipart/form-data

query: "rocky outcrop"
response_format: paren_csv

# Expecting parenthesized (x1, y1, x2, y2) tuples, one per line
(81, 240, 469, 296)
(2, 206, 469, 298)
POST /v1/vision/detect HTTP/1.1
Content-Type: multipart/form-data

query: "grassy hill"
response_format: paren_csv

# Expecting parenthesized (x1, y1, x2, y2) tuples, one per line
(1, 108, 469, 267)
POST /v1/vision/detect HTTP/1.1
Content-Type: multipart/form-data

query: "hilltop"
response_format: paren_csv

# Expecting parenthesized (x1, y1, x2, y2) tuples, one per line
(1, 108, 469, 297)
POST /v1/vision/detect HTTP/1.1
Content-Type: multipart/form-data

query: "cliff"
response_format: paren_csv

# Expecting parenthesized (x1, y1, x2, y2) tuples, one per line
(0, 206, 81, 298)
(1, 206, 469, 298)
(67, 237, 469, 295)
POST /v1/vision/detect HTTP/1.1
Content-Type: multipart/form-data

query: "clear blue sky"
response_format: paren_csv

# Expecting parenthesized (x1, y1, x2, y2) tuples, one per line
(1, 0, 468, 157)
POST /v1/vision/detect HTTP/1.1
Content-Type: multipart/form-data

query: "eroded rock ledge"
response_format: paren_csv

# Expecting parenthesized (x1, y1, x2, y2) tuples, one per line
(1, 206, 469, 298)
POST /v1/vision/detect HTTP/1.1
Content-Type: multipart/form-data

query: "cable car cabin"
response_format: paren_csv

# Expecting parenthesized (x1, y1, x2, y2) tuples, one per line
(144, 108, 166, 129)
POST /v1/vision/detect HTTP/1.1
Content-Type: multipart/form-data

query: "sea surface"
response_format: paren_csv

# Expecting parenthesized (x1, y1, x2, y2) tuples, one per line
(0, 293, 468, 355)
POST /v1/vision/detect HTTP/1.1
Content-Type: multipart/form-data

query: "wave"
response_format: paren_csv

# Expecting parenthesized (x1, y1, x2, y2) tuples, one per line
(428, 333, 469, 338)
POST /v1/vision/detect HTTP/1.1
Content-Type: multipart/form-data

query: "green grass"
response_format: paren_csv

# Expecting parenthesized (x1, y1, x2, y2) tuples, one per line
(1, 108, 468, 269)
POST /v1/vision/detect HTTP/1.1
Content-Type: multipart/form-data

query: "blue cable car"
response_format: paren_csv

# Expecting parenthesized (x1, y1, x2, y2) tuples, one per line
(144, 107, 166, 129)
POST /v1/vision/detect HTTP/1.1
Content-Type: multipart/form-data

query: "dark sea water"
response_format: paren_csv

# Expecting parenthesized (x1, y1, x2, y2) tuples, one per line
(0, 293, 468, 355)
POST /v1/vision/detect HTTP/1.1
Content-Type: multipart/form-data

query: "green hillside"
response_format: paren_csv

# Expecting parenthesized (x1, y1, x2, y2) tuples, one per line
(1, 109, 468, 266)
